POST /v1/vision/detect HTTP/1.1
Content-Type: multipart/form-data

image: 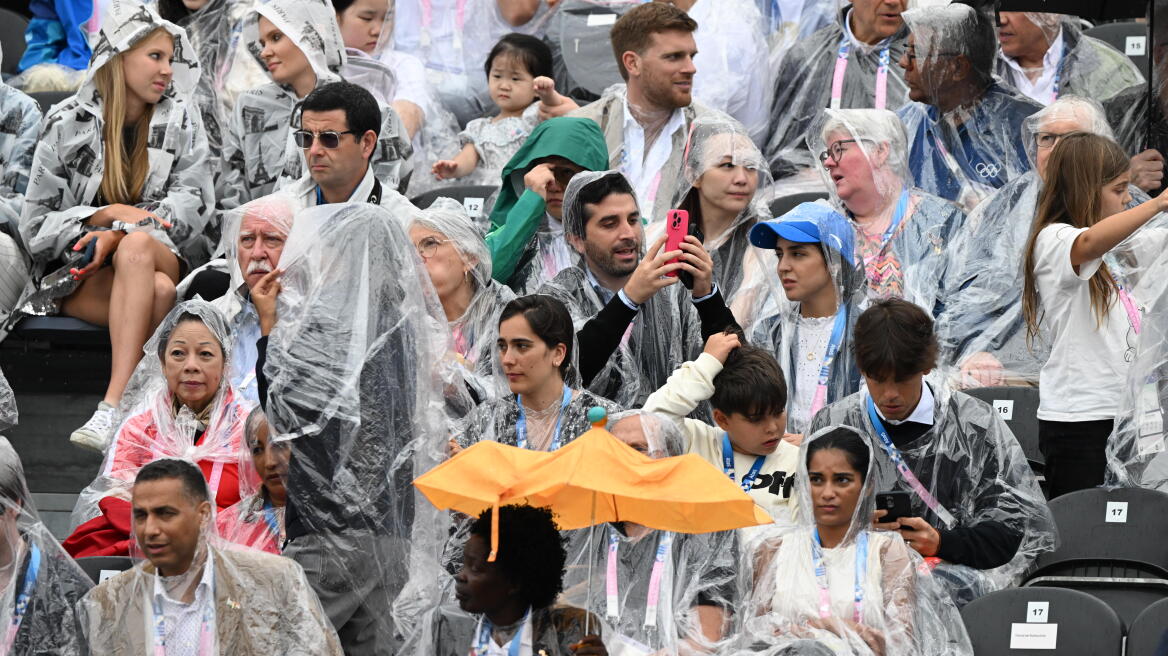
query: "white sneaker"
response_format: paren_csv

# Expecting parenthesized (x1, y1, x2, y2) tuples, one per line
(70, 402, 117, 452)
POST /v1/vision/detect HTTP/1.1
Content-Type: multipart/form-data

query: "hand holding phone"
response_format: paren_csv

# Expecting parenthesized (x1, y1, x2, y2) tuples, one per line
(875, 491, 911, 525)
(664, 210, 689, 280)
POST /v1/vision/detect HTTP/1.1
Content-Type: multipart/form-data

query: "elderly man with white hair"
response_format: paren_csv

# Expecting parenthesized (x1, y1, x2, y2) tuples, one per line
(939, 96, 1149, 386)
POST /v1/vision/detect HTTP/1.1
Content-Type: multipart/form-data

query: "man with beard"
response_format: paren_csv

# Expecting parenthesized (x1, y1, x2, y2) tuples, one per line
(538, 171, 737, 408)
(538, 3, 734, 223)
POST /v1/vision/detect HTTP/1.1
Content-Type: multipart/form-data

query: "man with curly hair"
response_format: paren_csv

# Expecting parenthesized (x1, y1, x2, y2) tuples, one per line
(426, 504, 608, 655)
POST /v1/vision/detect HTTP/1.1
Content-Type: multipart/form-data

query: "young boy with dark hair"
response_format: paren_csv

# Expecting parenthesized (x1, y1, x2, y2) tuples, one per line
(643, 331, 799, 524)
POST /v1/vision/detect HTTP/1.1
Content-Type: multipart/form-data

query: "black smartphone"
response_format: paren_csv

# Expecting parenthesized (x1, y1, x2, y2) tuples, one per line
(72, 238, 98, 269)
(678, 221, 704, 291)
(875, 490, 912, 525)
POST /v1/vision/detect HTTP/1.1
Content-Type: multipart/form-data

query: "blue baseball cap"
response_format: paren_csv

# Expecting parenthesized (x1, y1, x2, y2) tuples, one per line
(749, 202, 854, 263)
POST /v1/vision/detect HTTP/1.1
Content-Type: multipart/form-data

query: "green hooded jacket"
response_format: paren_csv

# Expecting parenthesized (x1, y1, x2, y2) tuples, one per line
(485, 117, 608, 287)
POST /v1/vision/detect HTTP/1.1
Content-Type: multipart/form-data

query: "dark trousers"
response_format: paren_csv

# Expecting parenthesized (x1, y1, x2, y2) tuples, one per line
(1039, 418, 1114, 499)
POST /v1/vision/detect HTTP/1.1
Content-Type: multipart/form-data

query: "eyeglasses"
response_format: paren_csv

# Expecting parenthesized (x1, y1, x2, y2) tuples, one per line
(1035, 131, 1076, 150)
(416, 236, 453, 259)
(292, 129, 358, 149)
(818, 139, 858, 166)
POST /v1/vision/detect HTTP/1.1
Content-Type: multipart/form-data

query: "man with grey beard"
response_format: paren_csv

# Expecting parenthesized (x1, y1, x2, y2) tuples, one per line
(537, 170, 737, 409)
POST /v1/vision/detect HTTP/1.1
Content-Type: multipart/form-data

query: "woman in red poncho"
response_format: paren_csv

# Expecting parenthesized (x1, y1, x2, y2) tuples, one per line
(64, 300, 257, 557)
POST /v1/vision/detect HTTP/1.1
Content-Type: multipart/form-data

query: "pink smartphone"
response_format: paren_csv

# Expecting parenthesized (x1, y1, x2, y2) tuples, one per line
(664, 209, 689, 278)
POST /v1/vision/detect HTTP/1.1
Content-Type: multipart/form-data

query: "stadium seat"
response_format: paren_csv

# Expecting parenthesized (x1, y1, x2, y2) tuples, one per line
(960, 587, 1122, 655)
(1023, 487, 1168, 628)
(768, 191, 830, 218)
(75, 556, 134, 585)
(8, 316, 109, 346)
(410, 185, 499, 225)
(29, 90, 72, 114)
(1083, 21, 1149, 75)
(0, 9, 29, 77)
(1126, 597, 1168, 656)
(964, 386, 1043, 472)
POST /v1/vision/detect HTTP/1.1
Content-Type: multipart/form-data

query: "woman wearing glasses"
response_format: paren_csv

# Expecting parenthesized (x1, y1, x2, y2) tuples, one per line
(940, 97, 1139, 389)
(811, 108, 963, 321)
(17, 0, 214, 452)
(408, 200, 516, 403)
(218, 0, 410, 210)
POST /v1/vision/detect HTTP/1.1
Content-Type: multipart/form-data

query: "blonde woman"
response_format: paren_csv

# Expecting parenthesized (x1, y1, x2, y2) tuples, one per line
(19, 0, 214, 452)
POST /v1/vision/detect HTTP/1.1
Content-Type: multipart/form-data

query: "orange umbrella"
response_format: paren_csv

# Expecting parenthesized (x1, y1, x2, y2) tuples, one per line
(511, 417, 773, 532)
(413, 439, 555, 561)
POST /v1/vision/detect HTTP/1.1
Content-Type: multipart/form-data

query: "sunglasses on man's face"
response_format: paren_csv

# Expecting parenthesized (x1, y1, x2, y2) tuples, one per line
(293, 129, 358, 149)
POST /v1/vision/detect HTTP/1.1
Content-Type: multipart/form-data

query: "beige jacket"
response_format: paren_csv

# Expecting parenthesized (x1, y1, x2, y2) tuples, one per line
(79, 546, 343, 655)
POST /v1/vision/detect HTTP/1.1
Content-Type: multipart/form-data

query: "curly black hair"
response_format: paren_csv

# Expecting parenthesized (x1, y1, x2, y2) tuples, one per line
(470, 505, 566, 608)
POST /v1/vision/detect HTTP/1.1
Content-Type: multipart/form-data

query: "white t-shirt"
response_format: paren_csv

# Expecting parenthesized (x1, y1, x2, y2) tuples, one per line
(1033, 224, 1133, 420)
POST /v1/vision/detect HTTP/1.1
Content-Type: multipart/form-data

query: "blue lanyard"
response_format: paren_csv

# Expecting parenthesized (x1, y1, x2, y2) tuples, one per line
(314, 185, 324, 206)
(864, 395, 958, 528)
(879, 190, 911, 246)
(1049, 41, 1066, 103)
(260, 500, 280, 538)
(1, 543, 40, 652)
(473, 609, 528, 656)
(721, 433, 766, 493)
(810, 528, 868, 623)
(515, 385, 572, 451)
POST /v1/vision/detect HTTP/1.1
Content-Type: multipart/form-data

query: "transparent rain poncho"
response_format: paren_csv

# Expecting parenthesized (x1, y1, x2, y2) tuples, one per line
(0, 367, 14, 433)
(18, 0, 216, 314)
(648, 116, 776, 329)
(543, 0, 638, 104)
(763, 0, 910, 180)
(0, 54, 40, 244)
(1105, 4, 1168, 196)
(408, 198, 516, 391)
(810, 109, 963, 319)
(1104, 242, 1168, 490)
(937, 96, 1123, 385)
(215, 405, 287, 554)
(213, 193, 297, 406)
(152, 0, 237, 170)
(746, 202, 866, 435)
(896, 3, 1040, 209)
(77, 456, 344, 655)
(807, 378, 1057, 605)
(262, 201, 452, 647)
(539, 171, 708, 409)
(993, 13, 1143, 107)
(686, 0, 772, 144)
(0, 436, 93, 655)
(731, 425, 972, 656)
(218, 0, 412, 209)
(392, 0, 554, 126)
(559, 409, 740, 655)
(65, 301, 254, 557)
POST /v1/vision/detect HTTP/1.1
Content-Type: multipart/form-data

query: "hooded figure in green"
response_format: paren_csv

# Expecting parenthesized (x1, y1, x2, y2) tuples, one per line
(485, 117, 608, 293)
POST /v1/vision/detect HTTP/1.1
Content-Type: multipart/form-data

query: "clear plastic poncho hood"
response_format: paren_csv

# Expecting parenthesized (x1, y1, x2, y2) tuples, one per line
(807, 379, 1057, 605)
(262, 201, 452, 644)
(896, 3, 1040, 208)
(937, 96, 1119, 386)
(547, 171, 706, 409)
(763, 0, 910, 179)
(651, 115, 776, 327)
(0, 436, 93, 655)
(747, 201, 866, 434)
(77, 457, 343, 655)
(731, 425, 973, 655)
(70, 301, 254, 536)
(809, 108, 963, 319)
(994, 13, 1143, 107)
(18, 0, 216, 291)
